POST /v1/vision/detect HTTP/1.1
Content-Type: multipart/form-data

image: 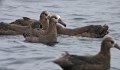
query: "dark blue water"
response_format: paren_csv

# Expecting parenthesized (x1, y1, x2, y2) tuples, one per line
(0, 0, 120, 70)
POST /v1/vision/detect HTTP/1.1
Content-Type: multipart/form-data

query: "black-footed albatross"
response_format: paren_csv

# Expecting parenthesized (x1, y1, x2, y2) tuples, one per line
(31, 14, 109, 38)
(0, 11, 108, 38)
(54, 36, 120, 70)
(0, 11, 66, 35)
(28, 14, 109, 38)
(23, 15, 59, 44)
(56, 22, 109, 38)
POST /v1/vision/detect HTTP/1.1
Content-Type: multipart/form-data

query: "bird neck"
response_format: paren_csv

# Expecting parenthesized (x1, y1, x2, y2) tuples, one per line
(99, 44, 111, 61)
(97, 44, 111, 69)
(100, 44, 110, 57)
(46, 22, 57, 34)
(40, 18, 49, 30)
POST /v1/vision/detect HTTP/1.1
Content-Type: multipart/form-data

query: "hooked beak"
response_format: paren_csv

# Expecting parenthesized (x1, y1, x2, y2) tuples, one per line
(58, 18, 66, 27)
(45, 14, 51, 19)
(45, 15, 50, 20)
(114, 43, 120, 50)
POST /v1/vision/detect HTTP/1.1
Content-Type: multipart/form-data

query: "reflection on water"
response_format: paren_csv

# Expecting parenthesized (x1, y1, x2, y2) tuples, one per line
(0, 0, 120, 70)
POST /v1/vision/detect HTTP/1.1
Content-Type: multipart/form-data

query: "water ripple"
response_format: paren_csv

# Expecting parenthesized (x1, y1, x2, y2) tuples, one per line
(71, 13, 91, 17)
(111, 67, 120, 70)
(6, 6, 19, 9)
(84, 20, 108, 23)
(0, 49, 15, 53)
(44, 5, 62, 8)
(0, 58, 16, 62)
(5, 57, 53, 65)
(15, 0, 43, 3)
(72, 17, 87, 21)
(0, 67, 14, 70)
(109, 22, 120, 25)
(25, 10, 38, 14)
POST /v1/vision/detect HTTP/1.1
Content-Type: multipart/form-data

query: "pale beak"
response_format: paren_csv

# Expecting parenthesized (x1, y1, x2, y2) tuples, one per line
(45, 15, 51, 19)
(114, 43, 120, 50)
(58, 18, 66, 27)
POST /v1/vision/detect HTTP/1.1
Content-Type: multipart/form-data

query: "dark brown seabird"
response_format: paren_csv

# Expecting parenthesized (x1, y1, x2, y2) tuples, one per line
(0, 11, 66, 35)
(23, 15, 59, 45)
(54, 36, 120, 70)
(0, 11, 49, 35)
(0, 10, 108, 38)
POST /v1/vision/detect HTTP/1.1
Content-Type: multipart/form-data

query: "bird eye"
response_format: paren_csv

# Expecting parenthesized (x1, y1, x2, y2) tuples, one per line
(111, 41, 114, 44)
(42, 13, 47, 16)
(44, 13, 47, 16)
(54, 17, 57, 19)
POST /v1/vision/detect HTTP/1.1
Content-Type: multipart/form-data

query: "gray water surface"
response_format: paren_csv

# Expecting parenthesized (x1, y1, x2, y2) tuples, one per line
(0, 0, 120, 70)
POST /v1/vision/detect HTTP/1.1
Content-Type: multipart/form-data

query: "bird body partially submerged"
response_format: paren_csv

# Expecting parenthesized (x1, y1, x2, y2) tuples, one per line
(57, 24, 108, 38)
(54, 36, 120, 70)
(23, 15, 58, 44)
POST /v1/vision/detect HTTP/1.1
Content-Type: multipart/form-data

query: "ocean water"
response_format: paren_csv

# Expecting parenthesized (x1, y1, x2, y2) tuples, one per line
(0, 0, 120, 70)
